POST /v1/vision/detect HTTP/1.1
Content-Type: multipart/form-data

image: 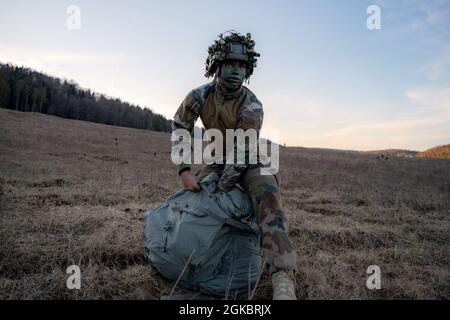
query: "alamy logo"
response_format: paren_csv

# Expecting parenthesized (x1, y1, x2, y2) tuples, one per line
(66, 265, 81, 290)
(366, 5, 381, 30)
(366, 265, 381, 290)
(66, 5, 81, 31)
(171, 127, 279, 175)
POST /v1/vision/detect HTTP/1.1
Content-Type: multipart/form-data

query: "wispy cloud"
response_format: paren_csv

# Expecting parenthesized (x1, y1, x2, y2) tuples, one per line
(406, 85, 450, 112)
(0, 44, 120, 75)
(411, 0, 450, 31)
(320, 85, 450, 151)
(421, 44, 450, 81)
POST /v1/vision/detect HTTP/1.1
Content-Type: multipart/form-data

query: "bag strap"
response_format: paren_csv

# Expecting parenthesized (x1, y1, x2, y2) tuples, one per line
(165, 179, 259, 235)
(198, 182, 259, 235)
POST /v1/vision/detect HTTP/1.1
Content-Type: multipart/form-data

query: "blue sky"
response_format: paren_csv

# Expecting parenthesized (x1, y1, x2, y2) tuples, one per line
(0, 0, 449, 151)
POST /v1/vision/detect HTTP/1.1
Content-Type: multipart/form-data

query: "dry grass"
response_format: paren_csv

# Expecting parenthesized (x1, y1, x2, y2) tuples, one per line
(0, 108, 449, 299)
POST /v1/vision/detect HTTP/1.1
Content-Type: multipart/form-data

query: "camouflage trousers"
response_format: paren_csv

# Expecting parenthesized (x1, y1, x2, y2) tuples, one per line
(195, 164, 298, 275)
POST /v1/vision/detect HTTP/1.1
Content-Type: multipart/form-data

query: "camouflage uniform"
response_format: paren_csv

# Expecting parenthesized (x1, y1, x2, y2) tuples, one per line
(171, 81, 297, 274)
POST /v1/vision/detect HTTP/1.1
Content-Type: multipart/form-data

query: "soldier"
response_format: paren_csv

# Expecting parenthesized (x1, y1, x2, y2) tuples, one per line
(171, 31, 298, 300)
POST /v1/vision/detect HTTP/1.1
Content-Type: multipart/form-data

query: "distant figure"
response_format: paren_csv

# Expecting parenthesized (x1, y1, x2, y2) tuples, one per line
(171, 31, 297, 300)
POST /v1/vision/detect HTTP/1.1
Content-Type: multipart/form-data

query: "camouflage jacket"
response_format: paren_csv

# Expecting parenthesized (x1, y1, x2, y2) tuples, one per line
(172, 81, 264, 191)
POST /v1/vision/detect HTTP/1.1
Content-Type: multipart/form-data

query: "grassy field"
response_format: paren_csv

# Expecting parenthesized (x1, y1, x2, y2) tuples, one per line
(0, 108, 449, 299)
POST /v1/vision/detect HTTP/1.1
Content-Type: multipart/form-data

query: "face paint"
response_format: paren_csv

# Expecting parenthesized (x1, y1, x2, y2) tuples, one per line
(217, 60, 246, 92)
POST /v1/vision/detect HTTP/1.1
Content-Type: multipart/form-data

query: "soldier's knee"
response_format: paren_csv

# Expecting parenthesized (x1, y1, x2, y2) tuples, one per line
(254, 192, 286, 231)
(244, 174, 280, 197)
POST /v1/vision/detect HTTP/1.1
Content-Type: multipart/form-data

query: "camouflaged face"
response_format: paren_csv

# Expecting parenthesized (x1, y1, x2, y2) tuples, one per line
(205, 31, 260, 79)
(217, 62, 246, 91)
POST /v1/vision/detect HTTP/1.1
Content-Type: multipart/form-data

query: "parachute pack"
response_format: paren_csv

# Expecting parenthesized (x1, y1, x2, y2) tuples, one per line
(143, 172, 262, 296)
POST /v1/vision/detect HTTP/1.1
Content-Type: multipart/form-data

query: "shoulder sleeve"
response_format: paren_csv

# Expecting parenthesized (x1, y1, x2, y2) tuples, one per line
(171, 83, 214, 175)
(237, 93, 264, 131)
(171, 90, 203, 175)
(172, 82, 213, 131)
(172, 90, 201, 132)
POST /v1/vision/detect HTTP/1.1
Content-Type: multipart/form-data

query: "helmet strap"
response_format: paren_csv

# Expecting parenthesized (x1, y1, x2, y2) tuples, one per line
(213, 64, 221, 82)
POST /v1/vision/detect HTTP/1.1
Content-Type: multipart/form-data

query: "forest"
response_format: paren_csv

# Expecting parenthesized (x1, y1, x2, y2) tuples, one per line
(0, 63, 172, 132)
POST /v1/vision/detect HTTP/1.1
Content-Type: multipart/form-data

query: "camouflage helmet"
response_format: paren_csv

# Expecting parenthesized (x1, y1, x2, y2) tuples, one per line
(205, 31, 260, 80)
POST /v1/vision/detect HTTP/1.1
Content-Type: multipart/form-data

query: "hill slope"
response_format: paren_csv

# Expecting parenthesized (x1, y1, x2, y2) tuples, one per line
(417, 144, 450, 159)
(1, 109, 449, 299)
(362, 149, 418, 158)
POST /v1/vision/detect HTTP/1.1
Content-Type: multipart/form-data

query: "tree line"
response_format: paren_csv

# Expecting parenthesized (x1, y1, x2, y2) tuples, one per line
(0, 63, 172, 132)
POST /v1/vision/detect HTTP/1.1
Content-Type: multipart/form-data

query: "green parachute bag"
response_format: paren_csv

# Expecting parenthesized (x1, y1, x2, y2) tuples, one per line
(143, 172, 262, 297)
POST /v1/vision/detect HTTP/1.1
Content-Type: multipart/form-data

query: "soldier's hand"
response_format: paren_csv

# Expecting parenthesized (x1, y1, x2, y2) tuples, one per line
(213, 185, 226, 193)
(180, 171, 200, 192)
(214, 180, 231, 193)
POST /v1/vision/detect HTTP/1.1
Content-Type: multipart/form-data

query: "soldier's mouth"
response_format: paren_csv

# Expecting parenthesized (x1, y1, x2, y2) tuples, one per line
(227, 77, 242, 84)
